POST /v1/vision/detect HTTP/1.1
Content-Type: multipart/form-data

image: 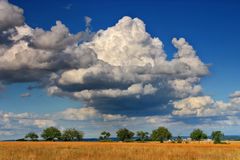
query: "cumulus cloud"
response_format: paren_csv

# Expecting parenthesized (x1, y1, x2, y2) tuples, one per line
(47, 16, 209, 116)
(173, 96, 214, 116)
(0, 22, 96, 83)
(0, 130, 14, 135)
(59, 107, 99, 121)
(173, 91, 240, 117)
(2, 1, 240, 135)
(0, 110, 56, 129)
(19, 119, 56, 128)
(1, 1, 240, 139)
(102, 114, 127, 121)
(0, 0, 24, 31)
(30, 21, 81, 51)
(57, 107, 127, 121)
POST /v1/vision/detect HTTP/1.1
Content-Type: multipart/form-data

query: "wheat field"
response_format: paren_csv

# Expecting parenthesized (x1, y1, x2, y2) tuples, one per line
(0, 142, 240, 160)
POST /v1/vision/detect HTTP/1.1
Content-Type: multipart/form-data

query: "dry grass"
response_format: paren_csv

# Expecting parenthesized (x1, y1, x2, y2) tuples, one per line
(0, 141, 240, 160)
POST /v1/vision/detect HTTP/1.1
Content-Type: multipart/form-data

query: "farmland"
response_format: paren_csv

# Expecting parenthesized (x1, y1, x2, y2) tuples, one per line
(1, 142, 240, 160)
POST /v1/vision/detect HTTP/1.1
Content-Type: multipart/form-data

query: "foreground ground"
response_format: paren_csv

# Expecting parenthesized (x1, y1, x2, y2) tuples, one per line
(0, 142, 240, 160)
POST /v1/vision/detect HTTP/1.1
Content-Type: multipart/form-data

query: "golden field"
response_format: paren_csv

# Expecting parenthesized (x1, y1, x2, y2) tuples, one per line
(1, 142, 240, 160)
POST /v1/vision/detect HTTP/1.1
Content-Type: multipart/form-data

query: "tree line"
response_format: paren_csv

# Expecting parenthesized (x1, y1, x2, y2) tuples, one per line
(22, 126, 224, 144)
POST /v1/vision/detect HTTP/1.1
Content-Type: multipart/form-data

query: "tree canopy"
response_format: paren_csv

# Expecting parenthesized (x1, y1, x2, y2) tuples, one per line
(25, 132, 38, 141)
(211, 131, 224, 144)
(116, 128, 134, 141)
(41, 127, 61, 141)
(151, 126, 172, 143)
(190, 129, 207, 141)
(136, 131, 149, 142)
(62, 128, 83, 141)
(99, 131, 111, 141)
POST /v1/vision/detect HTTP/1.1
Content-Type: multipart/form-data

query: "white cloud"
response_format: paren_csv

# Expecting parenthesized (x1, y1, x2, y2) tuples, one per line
(57, 107, 127, 122)
(3, 0, 240, 135)
(230, 91, 240, 105)
(72, 83, 157, 100)
(0, 0, 238, 136)
(230, 91, 240, 98)
(173, 96, 214, 116)
(102, 114, 126, 121)
(172, 37, 208, 76)
(0, 131, 14, 136)
(47, 16, 210, 115)
(0, 0, 24, 31)
(19, 119, 56, 128)
(168, 77, 202, 98)
(173, 91, 240, 117)
(31, 21, 81, 51)
(0, 110, 56, 129)
(0, 5, 209, 115)
(59, 107, 99, 120)
(85, 16, 165, 67)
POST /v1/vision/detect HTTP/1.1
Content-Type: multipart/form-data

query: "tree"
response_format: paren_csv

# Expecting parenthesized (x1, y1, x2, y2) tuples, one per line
(62, 128, 83, 141)
(116, 128, 134, 141)
(99, 131, 111, 141)
(41, 127, 61, 141)
(25, 132, 38, 141)
(211, 131, 224, 144)
(190, 129, 207, 141)
(151, 127, 172, 143)
(136, 131, 149, 142)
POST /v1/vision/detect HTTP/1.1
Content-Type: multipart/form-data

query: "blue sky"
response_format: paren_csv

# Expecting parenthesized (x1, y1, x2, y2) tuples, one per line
(0, 0, 240, 139)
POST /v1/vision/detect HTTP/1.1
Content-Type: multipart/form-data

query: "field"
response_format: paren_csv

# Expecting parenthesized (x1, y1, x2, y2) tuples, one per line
(1, 142, 240, 160)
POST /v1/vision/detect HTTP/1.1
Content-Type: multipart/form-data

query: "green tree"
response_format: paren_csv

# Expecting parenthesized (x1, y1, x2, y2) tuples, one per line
(62, 128, 83, 141)
(190, 129, 207, 141)
(99, 131, 111, 141)
(116, 128, 134, 142)
(41, 127, 61, 141)
(151, 127, 172, 143)
(25, 132, 38, 141)
(211, 131, 224, 144)
(136, 131, 149, 142)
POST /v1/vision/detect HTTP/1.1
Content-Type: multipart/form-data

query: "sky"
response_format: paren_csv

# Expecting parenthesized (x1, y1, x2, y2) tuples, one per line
(0, 0, 240, 140)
